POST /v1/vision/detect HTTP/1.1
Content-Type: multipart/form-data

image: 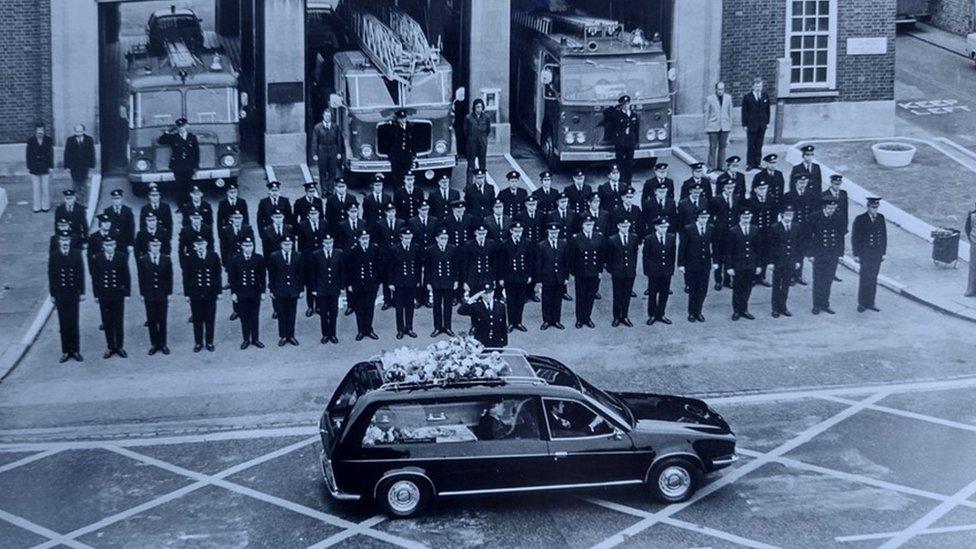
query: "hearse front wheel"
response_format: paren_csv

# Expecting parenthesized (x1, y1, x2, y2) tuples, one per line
(648, 458, 699, 503)
(377, 476, 431, 518)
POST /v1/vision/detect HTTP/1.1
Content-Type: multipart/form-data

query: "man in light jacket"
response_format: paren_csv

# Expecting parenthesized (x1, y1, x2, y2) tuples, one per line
(704, 82, 733, 172)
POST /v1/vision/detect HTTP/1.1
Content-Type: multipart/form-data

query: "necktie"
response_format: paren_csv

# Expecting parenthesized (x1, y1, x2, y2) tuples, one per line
(699, 225, 704, 236)
(325, 252, 330, 260)
(199, 252, 205, 260)
(496, 216, 502, 226)
(550, 238, 556, 248)
(622, 235, 627, 247)
(152, 254, 158, 265)
(311, 222, 317, 232)
(285, 252, 290, 264)
(659, 235, 664, 246)
(276, 225, 281, 236)
(439, 245, 445, 252)
(785, 223, 791, 232)
(659, 200, 664, 209)
(443, 190, 448, 201)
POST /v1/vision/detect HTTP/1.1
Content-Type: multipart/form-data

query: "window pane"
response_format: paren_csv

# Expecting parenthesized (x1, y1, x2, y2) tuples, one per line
(818, 35, 829, 48)
(362, 398, 542, 446)
(819, 0, 830, 14)
(816, 50, 828, 65)
(803, 67, 815, 82)
(545, 400, 613, 438)
(805, 1, 817, 15)
(791, 52, 802, 66)
(791, 68, 801, 83)
(792, 17, 803, 32)
(804, 35, 815, 48)
(793, 1, 804, 16)
(805, 18, 818, 31)
(818, 16, 829, 31)
(791, 36, 803, 49)
(803, 51, 815, 65)
(816, 67, 828, 82)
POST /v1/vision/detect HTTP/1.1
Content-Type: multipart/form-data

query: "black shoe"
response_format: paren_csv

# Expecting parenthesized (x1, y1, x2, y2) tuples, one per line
(509, 325, 516, 333)
(631, 291, 638, 298)
(104, 349, 114, 359)
(368, 331, 379, 340)
(241, 341, 250, 350)
(796, 278, 808, 286)
(742, 312, 755, 320)
(688, 315, 697, 323)
(205, 344, 214, 352)
(833, 276, 842, 282)
(396, 332, 404, 340)
(252, 341, 265, 349)
(585, 321, 595, 328)
(431, 330, 442, 337)
(575, 322, 583, 329)
(646, 318, 655, 325)
(528, 294, 540, 302)
(272, 312, 279, 320)
(99, 324, 104, 331)
(60, 353, 71, 363)
(724, 281, 734, 289)
(563, 294, 573, 301)
(772, 311, 780, 318)
(658, 317, 672, 325)
(305, 308, 315, 317)
(594, 292, 602, 300)
(160, 346, 170, 355)
(714, 283, 722, 291)
(812, 308, 820, 315)
(406, 331, 417, 338)
(684, 286, 689, 294)
(643, 289, 650, 296)
(869, 306, 880, 312)
(278, 338, 287, 347)
(612, 319, 620, 327)
(330, 337, 339, 344)
(355, 333, 364, 341)
(321, 337, 329, 344)
(541, 323, 550, 330)
(344, 308, 354, 316)
(758, 280, 772, 288)
(149, 347, 158, 356)
(382, 303, 392, 311)
(731, 313, 740, 321)
(857, 305, 866, 313)
(554, 323, 565, 330)
(143, 321, 149, 327)
(696, 314, 706, 322)
(229, 312, 239, 321)
(187, 316, 193, 323)
(668, 289, 674, 295)
(781, 310, 792, 317)
(445, 329, 456, 337)
(115, 349, 126, 358)
(74, 353, 84, 362)
(622, 318, 633, 327)
(516, 324, 528, 332)
(823, 307, 835, 315)
(289, 338, 299, 346)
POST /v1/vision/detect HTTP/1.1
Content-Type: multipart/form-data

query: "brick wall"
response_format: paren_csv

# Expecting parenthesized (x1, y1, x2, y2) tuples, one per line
(0, 0, 52, 145)
(721, 0, 894, 105)
(928, 0, 974, 36)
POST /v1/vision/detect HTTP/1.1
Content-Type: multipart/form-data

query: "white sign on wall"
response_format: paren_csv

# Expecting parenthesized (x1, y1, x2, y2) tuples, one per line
(846, 37, 888, 55)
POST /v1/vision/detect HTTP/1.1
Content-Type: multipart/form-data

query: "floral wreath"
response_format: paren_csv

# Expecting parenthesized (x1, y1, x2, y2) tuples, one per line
(379, 335, 511, 384)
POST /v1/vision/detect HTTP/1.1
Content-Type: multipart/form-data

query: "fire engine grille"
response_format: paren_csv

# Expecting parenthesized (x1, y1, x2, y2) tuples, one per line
(376, 121, 433, 157)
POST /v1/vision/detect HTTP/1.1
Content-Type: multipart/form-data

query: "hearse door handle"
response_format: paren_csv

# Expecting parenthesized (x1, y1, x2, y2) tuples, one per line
(554, 451, 568, 459)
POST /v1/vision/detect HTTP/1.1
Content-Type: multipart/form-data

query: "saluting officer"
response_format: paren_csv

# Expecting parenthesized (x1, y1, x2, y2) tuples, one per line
(458, 284, 508, 348)
(49, 230, 85, 362)
(605, 94, 640, 184)
(140, 184, 173, 234)
(395, 172, 425, 221)
(91, 236, 130, 358)
(498, 171, 530, 218)
(715, 155, 747, 201)
(184, 235, 222, 352)
(752, 153, 786, 201)
(808, 197, 845, 315)
(726, 208, 761, 320)
(679, 209, 716, 323)
(104, 189, 136, 250)
(536, 222, 570, 330)
(769, 204, 803, 318)
(386, 109, 418, 186)
(746, 179, 778, 286)
(293, 182, 324, 226)
(790, 145, 824, 194)
(709, 177, 742, 290)
(605, 218, 639, 327)
(310, 233, 344, 344)
(136, 212, 172, 256)
(268, 235, 304, 346)
(55, 189, 88, 238)
(570, 216, 604, 328)
(136, 237, 173, 355)
(426, 228, 459, 337)
(386, 227, 422, 339)
(257, 181, 293, 230)
(298, 206, 329, 317)
(852, 197, 887, 313)
(464, 168, 495, 219)
(499, 221, 533, 332)
(179, 210, 214, 271)
(643, 217, 677, 325)
(346, 229, 382, 341)
(216, 180, 249, 231)
(565, 169, 593, 216)
(680, 163, 713, 201)
(598, 164, 629, 212)
(463, 224, 497, 296)
(228, 236, 267, 349)
(180, 185, 214, 230)
(158, 117, 199, 201)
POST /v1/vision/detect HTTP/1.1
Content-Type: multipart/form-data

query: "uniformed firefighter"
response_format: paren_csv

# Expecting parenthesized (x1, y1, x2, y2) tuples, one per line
(103, 188, 136, 250)
(228, 236, 267, 349)
(180, 185, 214, 230)
(386, 227, 422, 339)
(49, 231, 85, 362)
(268, 236, 304, 346)
(643, 217, 677, 325)
(679, 209, 716, 323)
(499, 221, 534, 332)
(184, 235, 222, 352)
(809, 198, 846, 315)
(746, 179, 778, 286)
(752, 153, 786, 201)
(605, 218, 639, 326)
(426, 228, 459, 337)
(137, 237, 173, 355)
(157, 117, 199, 201)
(570, 216, 604, 328)
(463, 224, 497, 296)
(458, 284, 508, 348)
(91, 236, 130, 358)
(310, 233, 344, 344)
(385, 109, 418, 186)
(605, 94, 640, 184)
(346, 229, 382, 341)
(769, 205, 803, 318)
(536, 222, 570, 330)
(498, 171, 529, 218)
(216, 180, 249, 232)
(852, 197, 887, 313)
(726, 209, 761, 320)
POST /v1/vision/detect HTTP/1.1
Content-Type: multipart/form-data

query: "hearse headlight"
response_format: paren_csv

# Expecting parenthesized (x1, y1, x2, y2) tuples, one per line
(360, 144, 374, 158)
(657, 128, 668, 140)
(646, 129, 656, 141)
(575, 131, 587, 144)
(135, 159, 151, 172)
(220, 154, 237, 167)
(434, 139, 448, 154)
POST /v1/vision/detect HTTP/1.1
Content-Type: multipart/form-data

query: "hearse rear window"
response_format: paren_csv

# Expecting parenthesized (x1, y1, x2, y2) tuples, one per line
(362, 397, 541, 446)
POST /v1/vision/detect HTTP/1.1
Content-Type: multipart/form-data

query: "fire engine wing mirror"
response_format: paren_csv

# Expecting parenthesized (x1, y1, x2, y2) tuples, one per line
(329, 93, 344, 109)
(454, 87, 466, 102)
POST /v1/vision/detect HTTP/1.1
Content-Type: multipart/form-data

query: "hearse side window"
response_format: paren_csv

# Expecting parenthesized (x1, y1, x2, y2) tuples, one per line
(327, 363, 383, 433)
(543, 399, 613, 438)
(362, 397, 541, 447)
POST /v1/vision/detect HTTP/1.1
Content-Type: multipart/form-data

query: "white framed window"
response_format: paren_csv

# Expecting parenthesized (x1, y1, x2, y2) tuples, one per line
(785, 0, 837, 90)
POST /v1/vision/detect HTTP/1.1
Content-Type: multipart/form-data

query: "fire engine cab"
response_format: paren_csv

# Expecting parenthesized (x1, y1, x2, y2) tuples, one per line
(511, 12, 674, 169)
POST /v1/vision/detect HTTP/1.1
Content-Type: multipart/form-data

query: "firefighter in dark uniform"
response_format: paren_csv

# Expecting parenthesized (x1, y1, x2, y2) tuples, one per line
(429, 174, 460, 221)
(257, 181, 293, 231)
(485, 198, 512, 242)
(769, 205, 803, 318)
(808, 197, 845, 315)
(228, 236, 267, 349)
(677, 184, 709, 230)
(752, 153, 786, 201)
(54, 189, 88, 238)
(179, 211, 215, 272)
(104, 189, 136, 250)
(374, 202, 405, 311)
(49, 231, 85, 362)
(642, 182, 677, 236)
(582, 192, 611, 239)
(463, 224, 497, 296)
(408, 200, 438, 308)
(605, 218, 639, 326)
(336, 201, 364, 252)
(184, 235, 222, 352)
(386, 227, 422, 339)
(726, 209, 761, 320)
(564, 169, 593, 216)
(715, 155, 747, 201)
(746, 179, 778, 286)
(87, 214, 119, 274)
(643, 217, 677, 325)
(137, 237, 173, 355)
(426, 228, 459, 336)
(517, 195, 545, 302)
(136, 212, 172, 256)
(680, 163, 713, 201)
(158, 117, 199, 201)
(328, 179, 358, 229)
(346, 229, 382, 341)
(598, 165, 629, 212)
(216, 180, 249, 232)
(298, 205, 329, 317)
(385, 109, 417, 186)
(710, 177, 742, 290)
(546, 193, 576, 241)
(642, 162, 676, 204)
(464, 169, 495, 219)
(363, 175, 392, 228)
(570, 216, 604, 328)
(219, 210, 253, 284)
(782, 174, 819, 285)
(458, 284, 508, 348)
(51, 217, 86, 252)
(498, 171, 530, 218)
(293, 182, 324, 226)
(499, 221, 533, 332)
(536, 222, 569, 330)
(310, 233, 344, 344)
(395, 172, 425, 221)
(679, 209, 716, 323)
(91, 236, 130, 358)
(268, 235, 304, 346)
(141, 185, 174, 234)
(790, 145, 824, 194)
(852, 197, 887, 313)
(612, 187, 644, 240)
(259, 209, 293, 268)
(605, 94, 640, 184)
(532, 171, 560, 215)
(180, 185, 215, 230)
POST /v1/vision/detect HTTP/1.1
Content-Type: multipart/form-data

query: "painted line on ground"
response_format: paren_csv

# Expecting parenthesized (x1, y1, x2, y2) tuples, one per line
(837, 522, 976, 543)
(300, 163, 315, 184)
(705, 374, 976, 406)
(0, 508, 92, 549)
(265, 164, 277, 183)
(904, 31, 971, 61)
(878, 472, 976, 548)
(820, 394, 976, 435)
(504, 153, 538, 192)
(306, 515, 410, 549)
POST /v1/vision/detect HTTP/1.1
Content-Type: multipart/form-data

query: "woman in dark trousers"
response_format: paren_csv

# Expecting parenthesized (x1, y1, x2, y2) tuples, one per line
(464, 99, 491, 173)
(26, 123, 54, 213)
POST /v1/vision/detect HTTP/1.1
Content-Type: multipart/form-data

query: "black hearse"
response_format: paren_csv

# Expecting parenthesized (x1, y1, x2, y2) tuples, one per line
(319, 350, 736, 517)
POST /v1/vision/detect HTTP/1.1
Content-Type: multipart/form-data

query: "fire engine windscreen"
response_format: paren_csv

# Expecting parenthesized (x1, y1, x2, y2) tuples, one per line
(348, 75, 396, 109)
(403, 72, 451, 107)
(134, 90, 181, 128)
(186, 88, 238, 124)
(561, 59, 669, 103)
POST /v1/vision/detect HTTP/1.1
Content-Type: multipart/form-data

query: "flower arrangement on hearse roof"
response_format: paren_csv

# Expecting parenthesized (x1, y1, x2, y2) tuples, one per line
(379, 335, 512, 384)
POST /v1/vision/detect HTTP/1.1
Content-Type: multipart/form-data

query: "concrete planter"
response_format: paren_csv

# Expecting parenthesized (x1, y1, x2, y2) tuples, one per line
(871, 142, 917, 168)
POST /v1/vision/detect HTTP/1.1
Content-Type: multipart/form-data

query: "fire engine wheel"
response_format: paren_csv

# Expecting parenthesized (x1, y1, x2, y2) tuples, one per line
(542, 130, 562, 171)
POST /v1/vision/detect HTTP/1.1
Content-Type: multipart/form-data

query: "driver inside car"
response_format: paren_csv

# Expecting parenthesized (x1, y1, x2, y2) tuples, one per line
(476, 400, 515, 440)
(548, 400, 606, 436)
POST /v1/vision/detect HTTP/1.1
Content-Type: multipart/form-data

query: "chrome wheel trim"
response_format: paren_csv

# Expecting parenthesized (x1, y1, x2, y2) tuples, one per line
(387, 480, 421, 514)
(657, 465, 691, 499)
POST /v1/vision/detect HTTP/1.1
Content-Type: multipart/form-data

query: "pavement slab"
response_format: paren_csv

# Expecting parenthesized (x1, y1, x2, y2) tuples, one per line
(136, 435, 315, 476)
(0, 519, 48, 549)
(878, 387, 976, 428)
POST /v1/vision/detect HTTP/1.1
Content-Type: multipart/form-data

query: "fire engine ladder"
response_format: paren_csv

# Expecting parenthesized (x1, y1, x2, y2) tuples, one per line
(387, 8, 439, 68)
(512, 11, 552, 35)
(346, 7, 431, 85)
(164, 40, 198, 69)
(546, 13, 624, 39)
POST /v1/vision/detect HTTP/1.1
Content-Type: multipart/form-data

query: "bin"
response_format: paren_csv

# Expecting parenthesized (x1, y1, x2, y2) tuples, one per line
(931, 227, 960, 268)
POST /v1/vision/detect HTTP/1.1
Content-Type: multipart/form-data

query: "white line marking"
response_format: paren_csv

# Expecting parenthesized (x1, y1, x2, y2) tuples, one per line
(265, 165, 277, 183)
(0, 509, 91, 549)
(820, 395, 976, 435)
(306, 515, 419, 549)
(504, 153, 537, 191)
(706, 376, 976, 406)
(836, 522, 976, 543)
(878, 475, 976, 547)
(300, 163, 315, 184)
(0, 449, 62, 474)
(0, 426, 318, 453)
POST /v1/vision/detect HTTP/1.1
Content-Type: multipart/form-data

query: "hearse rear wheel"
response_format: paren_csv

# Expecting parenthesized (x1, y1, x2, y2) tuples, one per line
(648, 458, 699, 504)
(377, 476, 431, 518)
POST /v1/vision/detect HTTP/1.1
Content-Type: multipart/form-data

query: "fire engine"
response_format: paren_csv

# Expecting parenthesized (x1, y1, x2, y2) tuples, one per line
(511, 11, 674, 169)
(322, 3, 460, 183)
(121, 7, 245, 193)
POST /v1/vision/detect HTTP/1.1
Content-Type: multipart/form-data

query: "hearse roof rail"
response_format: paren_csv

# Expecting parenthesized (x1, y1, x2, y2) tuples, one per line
(378, 375, 548, 393)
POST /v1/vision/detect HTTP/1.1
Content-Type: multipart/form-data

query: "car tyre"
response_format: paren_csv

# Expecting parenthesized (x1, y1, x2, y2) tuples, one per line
(376, 475, 431, 518)
(647, 458, 699, 504)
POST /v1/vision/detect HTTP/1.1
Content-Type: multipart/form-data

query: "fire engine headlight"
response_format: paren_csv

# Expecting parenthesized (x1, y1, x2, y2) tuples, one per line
(135, 159, 151, 172)
(564, 131, 576, 145)
(657, 128, 668, 140)
(434, 139, 448, 154)
(220, 154, 237, 167)
(575, 132, 587, 144)
(646, 129, 656, 141)
(360, 144, 374, 158)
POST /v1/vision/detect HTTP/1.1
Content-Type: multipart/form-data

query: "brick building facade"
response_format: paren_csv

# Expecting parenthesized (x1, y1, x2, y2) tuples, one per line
(928, 0, 975, 36)
(0, 0, 52, 145)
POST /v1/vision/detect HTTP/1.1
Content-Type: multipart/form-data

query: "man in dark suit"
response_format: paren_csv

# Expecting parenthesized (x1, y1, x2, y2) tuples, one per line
(791, 145, 824, 194)
(726, 209, 762, 320)
(752, 153, 786, 201)
(498, 222, 533, 332)
(310, 109, 345, 194)
(49, 231, 85, 362)
(362, 175, 392, 228)
(426, 229, 459, 336)
(257, 181, 293, 230)
(373, 203, 404, 310)
(310, 234, 344, 343)
(497, 171, 530, 218)
(822, 174, 850, 233)
(63, 124, 96, 199)
(429, 175, 460, 221)
(710, 177, 742, 290)
(680, 163, 713, 201)
(91, 237, 130, 358)
(137, 237, 173, 355)
(741, 78, 771, 170)
(228, 236, 266, 349)
(268, 236, 304, 346)
(103, 189, 136, 250)
(532, 171, 560, 215)
(564, 169, 593, 215)
(546, 193, 577, 240)
(808, 198, 846, 315)
(612, 187, 644, 240)
(158, 118, 199, 202)
(385, 228, 422, 339)
(216, 180, 249, 232)
(346, 229, 382, 340)
(458, 285, 508, 348)
(463, 224, 497, 296)
(219, 210, 253, 280)
(328, 179, 358, 229)
(679, 210, 716, 322)
(769, 205, 803, 318)
(536, 222, 570, 329)
(384, 109, 418, 186)
(183, 235, 222, 352)
(715, 155, 747, 201)
(259, 209, 293, 261)
(293, 183, 324, 226)
(852, 197, 887, 313)
(464, 169, 495, 219)
(582, 193, 611, 238)
(51, 217, 86, 253)
(485, 198, 512, 241)
(642, 182, 677, 236)
(140, 185, 173, 234)
(605, 95, 640, 184)
(178, 210, 215, 272)
(782, 174, 820, 285)
(395, 172, 425, 221)
(336, 202, 364, 251)
(677, 184, 709, 229)
(180, 185, 214, 231)
(746, 179, 778, 286)
(87, 214, 120, 274)
(298, 206, 329, 316)
(598, 165, 629, 212)
(54, 189, 89, 238)
(570, 216, 603, 328)
(642, 163, 676, 203)
(605, 218, 639, 326)
(643, 218, 677, 325)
